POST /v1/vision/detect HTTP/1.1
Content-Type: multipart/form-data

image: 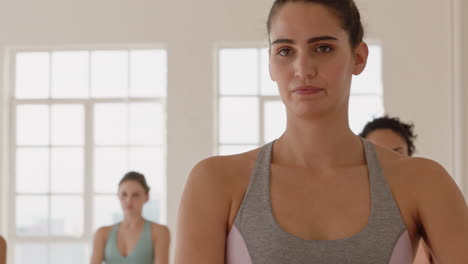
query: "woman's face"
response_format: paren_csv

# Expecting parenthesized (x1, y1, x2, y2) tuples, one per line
(366, 129, 410, 156)
(118, 180, 149, 215)
(268, 2, 368, 119)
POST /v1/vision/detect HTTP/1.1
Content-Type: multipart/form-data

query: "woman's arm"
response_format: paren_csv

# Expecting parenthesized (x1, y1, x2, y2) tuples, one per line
(153, 224, 170, 264)
(415, 159, 468, 263)
(90, 227, 110, 264)
(174, 157, 233, 264)
(0, 236, 6, 264)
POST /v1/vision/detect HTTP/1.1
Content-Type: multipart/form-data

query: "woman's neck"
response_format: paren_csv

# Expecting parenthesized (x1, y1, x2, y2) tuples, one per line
(274, 112, 364, 168)
(121, 215, 145, 228)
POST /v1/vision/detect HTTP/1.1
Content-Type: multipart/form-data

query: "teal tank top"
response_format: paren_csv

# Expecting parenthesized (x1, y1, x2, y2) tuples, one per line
(104, 220, 154, 264)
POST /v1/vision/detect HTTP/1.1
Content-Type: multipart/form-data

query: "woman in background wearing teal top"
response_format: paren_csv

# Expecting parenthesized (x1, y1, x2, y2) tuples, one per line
(91, 171, 170, 264)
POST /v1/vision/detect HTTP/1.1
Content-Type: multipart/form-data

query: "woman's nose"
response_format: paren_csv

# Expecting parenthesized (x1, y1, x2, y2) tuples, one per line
(294, 53, 317, 81)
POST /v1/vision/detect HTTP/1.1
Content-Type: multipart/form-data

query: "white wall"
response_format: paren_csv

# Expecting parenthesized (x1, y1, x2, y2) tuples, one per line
(360, 0, 454, 168)
(357, 0, 466, 195)
(463, 0, 468, 197)
(0, 0, 466, 259)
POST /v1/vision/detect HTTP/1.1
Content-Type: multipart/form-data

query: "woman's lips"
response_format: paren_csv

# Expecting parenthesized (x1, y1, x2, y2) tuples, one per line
(293, 85, 324, 95)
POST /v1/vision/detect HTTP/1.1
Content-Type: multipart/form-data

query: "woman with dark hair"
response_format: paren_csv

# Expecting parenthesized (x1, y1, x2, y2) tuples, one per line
(360, 116, 417, 156)
(175, 0, 468, 263)
(91, 171, 170, 264)
(361, 116, 436, 263)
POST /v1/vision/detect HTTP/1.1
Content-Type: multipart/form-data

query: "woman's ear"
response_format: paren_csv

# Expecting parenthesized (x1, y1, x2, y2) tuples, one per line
(352, 42, 369, 75)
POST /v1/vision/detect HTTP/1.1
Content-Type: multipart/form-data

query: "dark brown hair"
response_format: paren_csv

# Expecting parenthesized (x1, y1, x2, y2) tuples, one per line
(267, 0, 364, 48)
(119, 171, 151, 194)
(359, 116, 417, 156)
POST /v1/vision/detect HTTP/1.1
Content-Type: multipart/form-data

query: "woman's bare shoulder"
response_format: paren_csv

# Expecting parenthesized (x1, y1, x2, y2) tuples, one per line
(189, 148, 261, 187)
(375, 144, 460, 198)
(375, 144, 445, 177)
(94, 225, 113, 240)
(181, 148, 262, 226)
(150, 222, 170, 236)
(193, 149, 260, 172)
(149, 222, 170, 243)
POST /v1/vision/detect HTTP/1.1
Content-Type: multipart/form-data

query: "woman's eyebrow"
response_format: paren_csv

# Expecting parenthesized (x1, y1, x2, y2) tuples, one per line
(271, 35, 338, 45)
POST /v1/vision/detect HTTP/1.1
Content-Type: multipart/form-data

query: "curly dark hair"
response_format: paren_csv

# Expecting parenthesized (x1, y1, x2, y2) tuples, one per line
(359, 116, 417, 156)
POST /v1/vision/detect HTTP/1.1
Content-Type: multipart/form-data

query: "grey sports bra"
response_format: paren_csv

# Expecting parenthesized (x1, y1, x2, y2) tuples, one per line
(226, 139, 413, 263)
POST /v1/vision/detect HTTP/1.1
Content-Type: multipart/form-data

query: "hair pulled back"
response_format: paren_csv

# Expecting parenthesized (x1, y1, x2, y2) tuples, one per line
(267, 0, 364, 48)
(119, 171, 151, 194)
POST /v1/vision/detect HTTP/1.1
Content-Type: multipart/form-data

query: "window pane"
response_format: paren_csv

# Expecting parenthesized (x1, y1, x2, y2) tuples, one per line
(143, 199, 161, 223)
(218, 145, 258, 155)
(219, 97, 259, 144)
(91, 50, 128, 98)
(264, 101, 286, 142)
(16, 148, 49, 194)
(50, 196, 83, 236)
(51, 104, 84, 146)
(51, 51, 89, 98)
(17, 105, 50, 146)
(16, 52, 50, 99)
(130, 50, 167, 97)
(351, 45, 383, 95)
(219, 49, 258, 95)
(51, 148, 83, 193)
(16, 196, 48, 236)
(129, 147, 165, 194)
(94, 147, 128, 193)
(129, 103, 164, 145)
(349, 95, 384, 134)
(93, 195, 122, 230)
(50, 243, 89, 264)
(260, 48, 279, 96)
(94, 104, 128, 145)
(15, 243, 48, 264)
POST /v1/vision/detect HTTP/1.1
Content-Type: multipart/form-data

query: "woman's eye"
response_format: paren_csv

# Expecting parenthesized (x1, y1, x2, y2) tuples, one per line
(316, 45, 332, 53)
(277, 48, 292, 56)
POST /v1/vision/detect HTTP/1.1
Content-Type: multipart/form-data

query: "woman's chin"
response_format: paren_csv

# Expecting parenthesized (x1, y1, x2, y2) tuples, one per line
(123, 209, 141, 216)
(287, 99, 344, 121)
(291, 106, 329, 120)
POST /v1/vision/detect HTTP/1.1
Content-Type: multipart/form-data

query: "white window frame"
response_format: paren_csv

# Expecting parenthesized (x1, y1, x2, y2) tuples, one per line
(215, 42, 282, 153)
(5, 44, 167, 263)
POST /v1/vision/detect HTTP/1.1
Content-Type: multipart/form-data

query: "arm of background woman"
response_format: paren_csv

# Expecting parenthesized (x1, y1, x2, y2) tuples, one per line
(0, 236, 6, 264)
(90, 227, 110, 264)
(175, 157, 233, 264)
(153, 224, 170, 264)
(415, 159, 468, 263)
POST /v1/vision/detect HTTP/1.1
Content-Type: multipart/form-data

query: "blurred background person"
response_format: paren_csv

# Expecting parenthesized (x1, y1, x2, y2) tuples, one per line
(91, 172, 170, 264)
